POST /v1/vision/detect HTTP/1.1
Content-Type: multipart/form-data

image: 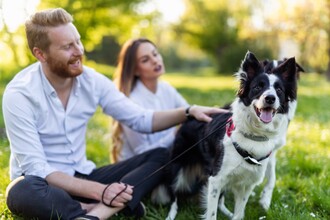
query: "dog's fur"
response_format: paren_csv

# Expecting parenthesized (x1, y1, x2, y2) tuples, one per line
(152, 51, 299, 220)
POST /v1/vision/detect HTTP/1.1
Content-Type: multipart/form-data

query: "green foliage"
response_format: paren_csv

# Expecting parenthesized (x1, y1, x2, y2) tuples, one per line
(39, 0, 144, 49)
(2, 1, 329, 76)
(173, 0, 274, 73)
(0, 70, 329, 219)
(86, 36, 121, 66)
(85, 60, 116, 79)
(262, 0, 330, 74)
(160, 45, 212, 73)
(215, 40, 273, 74)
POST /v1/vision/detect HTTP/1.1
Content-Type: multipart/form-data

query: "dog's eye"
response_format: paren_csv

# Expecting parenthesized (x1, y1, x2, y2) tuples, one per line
(254, 82, 264, 91)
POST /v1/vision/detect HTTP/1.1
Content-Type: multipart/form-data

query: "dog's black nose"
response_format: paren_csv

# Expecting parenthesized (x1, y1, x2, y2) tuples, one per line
(265, 95, 276, 104)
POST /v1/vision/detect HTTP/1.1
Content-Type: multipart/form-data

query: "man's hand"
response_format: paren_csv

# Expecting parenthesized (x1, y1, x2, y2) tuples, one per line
(101, 182, 134, 207)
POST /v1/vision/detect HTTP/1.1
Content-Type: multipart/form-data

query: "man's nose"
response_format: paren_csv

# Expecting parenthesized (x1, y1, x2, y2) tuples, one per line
(74, 44, 84, 56)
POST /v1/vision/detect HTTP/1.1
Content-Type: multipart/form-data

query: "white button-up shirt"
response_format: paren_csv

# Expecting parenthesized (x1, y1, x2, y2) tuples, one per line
(119, 80, 189, 160)
(3, 62, 153, 180)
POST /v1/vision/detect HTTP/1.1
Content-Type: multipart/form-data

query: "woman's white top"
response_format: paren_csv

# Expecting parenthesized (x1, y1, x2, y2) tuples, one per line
(119, 79, 189, 160)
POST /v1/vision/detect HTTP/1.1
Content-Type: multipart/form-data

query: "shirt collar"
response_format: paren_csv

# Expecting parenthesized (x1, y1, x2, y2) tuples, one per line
(134, 79, 159, 97)
(39, 64, 56, 97)
(39, 63, 81, 97)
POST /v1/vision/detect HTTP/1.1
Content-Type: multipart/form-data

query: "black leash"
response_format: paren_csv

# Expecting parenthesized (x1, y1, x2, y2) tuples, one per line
(134, 119, 228, 188)
(102, 119, 228, 206)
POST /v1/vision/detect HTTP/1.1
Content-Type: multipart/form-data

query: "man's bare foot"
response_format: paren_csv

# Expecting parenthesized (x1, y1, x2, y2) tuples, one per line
(80, 202, 98, 212)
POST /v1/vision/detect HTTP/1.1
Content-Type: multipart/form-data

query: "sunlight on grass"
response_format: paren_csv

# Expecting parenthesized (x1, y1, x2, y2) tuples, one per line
(299, 74, 330, 95)
(162, 74, 238, 107)
(86, 107, 112, 166)
(162, 74, 239, 91)
(0, 72, 329, 219)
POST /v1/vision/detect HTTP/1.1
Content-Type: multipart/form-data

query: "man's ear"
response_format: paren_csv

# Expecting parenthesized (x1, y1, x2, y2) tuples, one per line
(33, 47, 47, 62)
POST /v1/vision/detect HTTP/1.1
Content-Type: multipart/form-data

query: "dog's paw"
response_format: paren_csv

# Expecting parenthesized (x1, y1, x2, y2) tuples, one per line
(221, 210, 233, 219)
(218, 202, 233, 218)
(259, 195, 271, 211)
(165, 199, 179, 220)
(259, 187, 274, 211)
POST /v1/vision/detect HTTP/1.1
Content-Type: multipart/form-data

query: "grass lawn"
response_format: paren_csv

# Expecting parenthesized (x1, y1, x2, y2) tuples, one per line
(0, 71, 329, 220)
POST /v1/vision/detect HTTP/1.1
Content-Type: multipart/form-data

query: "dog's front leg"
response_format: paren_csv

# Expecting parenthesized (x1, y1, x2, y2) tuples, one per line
(259, 152, 277, 210)
(218, 193, 233, 218)
(232, 185, 254, 220)
(203, 175, 222, 220)
(166, 197, 178, 220)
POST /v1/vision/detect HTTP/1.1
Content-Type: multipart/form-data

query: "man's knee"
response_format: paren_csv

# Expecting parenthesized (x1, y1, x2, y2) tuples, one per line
(6, 175, 84, 219)
(6, 175, 47, 214)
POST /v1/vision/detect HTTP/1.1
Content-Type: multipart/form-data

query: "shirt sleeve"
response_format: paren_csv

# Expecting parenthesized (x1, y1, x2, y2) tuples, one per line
(3, 90, 57, 179)
(122, 124, 176, 155)
(95, 73, 154, 133)
(120, 81, 188, 157)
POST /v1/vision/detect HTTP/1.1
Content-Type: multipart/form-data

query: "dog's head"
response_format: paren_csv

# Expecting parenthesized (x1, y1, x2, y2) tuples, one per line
(235, 51, 297, 124)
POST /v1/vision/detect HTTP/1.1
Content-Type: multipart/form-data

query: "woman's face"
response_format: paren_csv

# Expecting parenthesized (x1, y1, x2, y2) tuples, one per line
(135, 42, 165, 81)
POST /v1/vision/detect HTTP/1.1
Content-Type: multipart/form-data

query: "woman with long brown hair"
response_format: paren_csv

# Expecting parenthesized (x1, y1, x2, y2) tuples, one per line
(112, 38, 189, 162)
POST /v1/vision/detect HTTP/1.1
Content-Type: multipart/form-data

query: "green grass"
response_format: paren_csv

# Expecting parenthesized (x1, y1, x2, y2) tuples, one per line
(0, 72, 329, 219)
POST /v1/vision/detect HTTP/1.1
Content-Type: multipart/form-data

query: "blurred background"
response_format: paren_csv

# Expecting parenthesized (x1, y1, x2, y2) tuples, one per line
(0, 0, 329, 78)
(1, 2, 330, 219)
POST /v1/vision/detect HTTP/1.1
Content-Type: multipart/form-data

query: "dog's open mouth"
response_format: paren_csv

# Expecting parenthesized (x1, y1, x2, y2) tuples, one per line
(254, 106, 276, 123)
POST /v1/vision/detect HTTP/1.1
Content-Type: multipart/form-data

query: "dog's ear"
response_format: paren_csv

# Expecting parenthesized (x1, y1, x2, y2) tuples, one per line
(296, 62, 305, 73)
(275, 57, 297, 100)
(241, 51, 263, 80)
(275, 57, 296, 82)
(236, 51, 263, 98)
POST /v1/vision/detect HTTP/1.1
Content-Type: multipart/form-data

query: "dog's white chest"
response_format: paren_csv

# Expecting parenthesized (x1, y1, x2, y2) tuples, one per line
(219, 140, 268, 187)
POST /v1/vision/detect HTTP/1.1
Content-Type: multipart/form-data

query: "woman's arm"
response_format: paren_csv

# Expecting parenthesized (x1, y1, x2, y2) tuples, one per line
(152, 105, 228, 132)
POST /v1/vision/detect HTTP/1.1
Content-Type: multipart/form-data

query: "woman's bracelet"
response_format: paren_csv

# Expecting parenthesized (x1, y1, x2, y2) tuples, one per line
(185, 105, 194, 119)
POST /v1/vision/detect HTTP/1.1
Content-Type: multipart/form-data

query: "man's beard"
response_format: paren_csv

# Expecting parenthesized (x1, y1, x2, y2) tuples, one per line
(47, 56, 83, 78)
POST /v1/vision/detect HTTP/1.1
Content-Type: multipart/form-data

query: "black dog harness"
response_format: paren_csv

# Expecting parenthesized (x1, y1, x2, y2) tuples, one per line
(226, 117, 272, 166)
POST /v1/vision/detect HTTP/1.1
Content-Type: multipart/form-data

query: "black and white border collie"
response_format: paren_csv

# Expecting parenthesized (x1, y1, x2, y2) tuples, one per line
(152, 51, 299, 220)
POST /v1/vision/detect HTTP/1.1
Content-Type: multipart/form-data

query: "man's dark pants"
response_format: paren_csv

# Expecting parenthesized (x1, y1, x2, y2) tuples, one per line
(6, 148, 169, 220)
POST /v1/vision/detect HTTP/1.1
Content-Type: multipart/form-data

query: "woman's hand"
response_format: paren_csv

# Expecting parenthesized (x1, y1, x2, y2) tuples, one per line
(188, 105, 229, 123)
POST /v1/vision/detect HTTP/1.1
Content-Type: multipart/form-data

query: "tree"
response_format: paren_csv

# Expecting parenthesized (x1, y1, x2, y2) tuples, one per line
(0, 0, 35, 70)
(172, 0, 330, 76)
(38, 0, 151, 51)
(173, 0, 272, 73)
(0, 0, 157, 71)
(261, 0, 330, 77)
(326, 0, 330, 80)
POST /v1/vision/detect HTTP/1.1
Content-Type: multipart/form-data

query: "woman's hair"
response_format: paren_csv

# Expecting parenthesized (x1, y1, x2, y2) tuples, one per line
(111, 38, 156, 162)
(25, 8, 73, 54)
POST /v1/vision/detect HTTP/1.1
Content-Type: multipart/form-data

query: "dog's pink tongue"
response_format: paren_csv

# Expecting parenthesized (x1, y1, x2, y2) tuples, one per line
(260, 110, 273, 123)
